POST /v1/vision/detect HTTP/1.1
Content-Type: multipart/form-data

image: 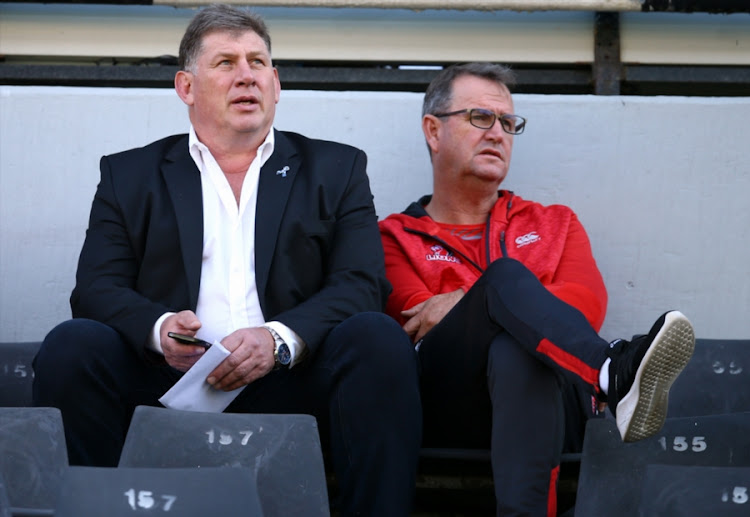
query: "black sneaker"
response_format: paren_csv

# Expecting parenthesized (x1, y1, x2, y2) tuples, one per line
(607, 311, 695, 442)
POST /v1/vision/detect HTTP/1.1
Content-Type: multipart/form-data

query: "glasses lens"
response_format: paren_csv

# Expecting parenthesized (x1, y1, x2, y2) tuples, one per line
(500, 115, 525, 135)
(469, 109, 495, 129)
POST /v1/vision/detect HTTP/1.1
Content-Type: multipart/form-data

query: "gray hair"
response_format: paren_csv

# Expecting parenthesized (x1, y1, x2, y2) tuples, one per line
(422, 63, 517, 117)
(178, 4, 272, 72)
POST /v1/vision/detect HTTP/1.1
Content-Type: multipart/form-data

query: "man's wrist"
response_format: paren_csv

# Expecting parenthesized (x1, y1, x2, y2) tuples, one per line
(262, 321, 306, 367)
(149, 312, 175, 354)
(262, 325, 292, 369)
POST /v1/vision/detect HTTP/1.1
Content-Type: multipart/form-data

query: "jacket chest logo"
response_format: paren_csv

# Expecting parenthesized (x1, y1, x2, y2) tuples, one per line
(426, 245, 461, 264)
(515, 231, 541, 248)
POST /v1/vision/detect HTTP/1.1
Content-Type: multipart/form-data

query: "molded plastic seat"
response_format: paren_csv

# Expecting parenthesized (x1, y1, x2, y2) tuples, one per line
(0, 407, 67, 512)
(575, 412, 750, 516)
(0, 342, 41, 407)
(638, 464, 750, 516)
(0, 473, 10, 517)
(667, 338, 750, 417)
(119, 405, 329, 516)
(54, 466, 262, 517)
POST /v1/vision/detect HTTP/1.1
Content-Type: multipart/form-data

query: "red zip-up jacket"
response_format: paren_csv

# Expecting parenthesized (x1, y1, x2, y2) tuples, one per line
(379, 190, 608, 331)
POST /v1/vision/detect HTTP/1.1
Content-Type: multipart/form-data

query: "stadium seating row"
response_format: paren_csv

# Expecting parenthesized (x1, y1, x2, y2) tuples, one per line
(0, 406, 324, 516)
(1, 338, 749, 516)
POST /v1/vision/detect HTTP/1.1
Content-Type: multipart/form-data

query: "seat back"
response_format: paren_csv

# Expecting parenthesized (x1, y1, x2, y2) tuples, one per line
(0, 473, 10, 517)
(119, 406, 329, 516)
(0, 407, 67, 511)
(0, 342, 41, 407)
(667, 338, 750, 417)
(575, 412, 750, 516)
(54, 466, 262, 517)
(637, 464, 750, 516)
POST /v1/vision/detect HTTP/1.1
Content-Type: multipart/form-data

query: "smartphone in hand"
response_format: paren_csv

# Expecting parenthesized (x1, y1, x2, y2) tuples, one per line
(167, 332, 212, 349)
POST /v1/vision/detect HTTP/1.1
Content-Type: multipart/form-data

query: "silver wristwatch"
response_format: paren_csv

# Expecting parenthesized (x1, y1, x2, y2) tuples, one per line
(263, 325, 292, 369)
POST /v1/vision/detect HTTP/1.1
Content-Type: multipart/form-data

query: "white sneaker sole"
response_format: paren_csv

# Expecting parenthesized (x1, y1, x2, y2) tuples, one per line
(616, 311, 695, 442)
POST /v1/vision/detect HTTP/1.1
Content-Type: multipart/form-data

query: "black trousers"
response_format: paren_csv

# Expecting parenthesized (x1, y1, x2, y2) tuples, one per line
(33, 311, 422, 517)
(418, 258, 609, 517)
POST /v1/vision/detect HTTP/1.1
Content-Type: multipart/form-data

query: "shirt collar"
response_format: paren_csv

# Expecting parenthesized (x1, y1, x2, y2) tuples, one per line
(188, 126, 276, 172)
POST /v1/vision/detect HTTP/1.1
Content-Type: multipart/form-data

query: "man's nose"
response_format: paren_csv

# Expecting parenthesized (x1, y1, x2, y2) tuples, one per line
(484, 119, 507, 142)
(235, 60, 255, 85)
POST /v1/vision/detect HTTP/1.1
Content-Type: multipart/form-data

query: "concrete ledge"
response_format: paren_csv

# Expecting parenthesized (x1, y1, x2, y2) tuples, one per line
(157, 0, 641, 11)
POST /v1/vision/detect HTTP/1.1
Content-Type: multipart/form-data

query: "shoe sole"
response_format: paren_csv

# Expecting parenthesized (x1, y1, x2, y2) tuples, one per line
(616, 311, 695, 442)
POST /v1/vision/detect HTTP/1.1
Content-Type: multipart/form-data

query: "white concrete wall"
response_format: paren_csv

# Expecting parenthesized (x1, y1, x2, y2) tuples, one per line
(1, 86, 749, 343)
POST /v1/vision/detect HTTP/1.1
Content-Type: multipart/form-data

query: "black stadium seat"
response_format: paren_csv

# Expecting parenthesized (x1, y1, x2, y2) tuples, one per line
(0, 407, 67, 513)
(667, 338, 750, 418)
(118, 405, 329, 517)
(0, 473, 11, 517)
(575, 413, 750, 517)
(638, 464, 750, 517)
(54, 466, 263, 517)
(0, 342, 41, 408)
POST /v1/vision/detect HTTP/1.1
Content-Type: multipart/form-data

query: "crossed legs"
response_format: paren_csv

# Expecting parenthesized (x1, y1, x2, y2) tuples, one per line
(418, 258, 608, 516)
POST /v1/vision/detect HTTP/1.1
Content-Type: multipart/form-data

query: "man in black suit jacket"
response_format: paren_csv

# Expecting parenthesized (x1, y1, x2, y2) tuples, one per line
(32, 5, 421, 515)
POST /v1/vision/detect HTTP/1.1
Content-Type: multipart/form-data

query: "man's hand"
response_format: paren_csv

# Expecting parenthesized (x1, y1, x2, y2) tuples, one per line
(207, 327, 276, 392)
(160, 310, 204, 372)
(401, 289, 464, 343)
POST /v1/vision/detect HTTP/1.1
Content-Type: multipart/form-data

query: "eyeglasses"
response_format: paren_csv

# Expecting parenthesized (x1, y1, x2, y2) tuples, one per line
(433, 108, 526, 135)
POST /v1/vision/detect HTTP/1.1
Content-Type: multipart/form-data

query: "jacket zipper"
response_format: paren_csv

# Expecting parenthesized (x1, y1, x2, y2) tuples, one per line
(499, 193, 514, 258)
(484, 212, 493, 265)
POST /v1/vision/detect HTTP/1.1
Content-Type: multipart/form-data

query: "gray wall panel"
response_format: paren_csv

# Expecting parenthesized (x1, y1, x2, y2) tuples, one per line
(1, 87, 748, 342)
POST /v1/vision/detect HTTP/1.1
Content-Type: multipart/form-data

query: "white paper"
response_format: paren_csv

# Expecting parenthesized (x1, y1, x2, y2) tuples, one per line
(159, 341, 244, 413)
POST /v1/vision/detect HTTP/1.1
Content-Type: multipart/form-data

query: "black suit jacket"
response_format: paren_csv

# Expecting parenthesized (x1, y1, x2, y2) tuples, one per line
(71, 130, 390, 358)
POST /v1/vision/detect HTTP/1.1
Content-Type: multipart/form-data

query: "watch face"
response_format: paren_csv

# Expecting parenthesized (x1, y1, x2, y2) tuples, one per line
(277, 343, 292, 366)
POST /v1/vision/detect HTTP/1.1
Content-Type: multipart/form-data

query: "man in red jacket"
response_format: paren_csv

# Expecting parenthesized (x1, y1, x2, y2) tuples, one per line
(379, 62, 696, 516)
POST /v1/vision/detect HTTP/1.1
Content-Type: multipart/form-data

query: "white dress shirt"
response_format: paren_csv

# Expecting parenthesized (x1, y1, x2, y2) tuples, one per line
(149, 126, 305, 366)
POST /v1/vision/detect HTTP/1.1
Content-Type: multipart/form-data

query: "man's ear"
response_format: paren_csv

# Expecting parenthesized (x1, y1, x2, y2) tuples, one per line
(273, 67, 281, 104)
(174, 70, 194, 106)
(422, 114, 440, 156)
